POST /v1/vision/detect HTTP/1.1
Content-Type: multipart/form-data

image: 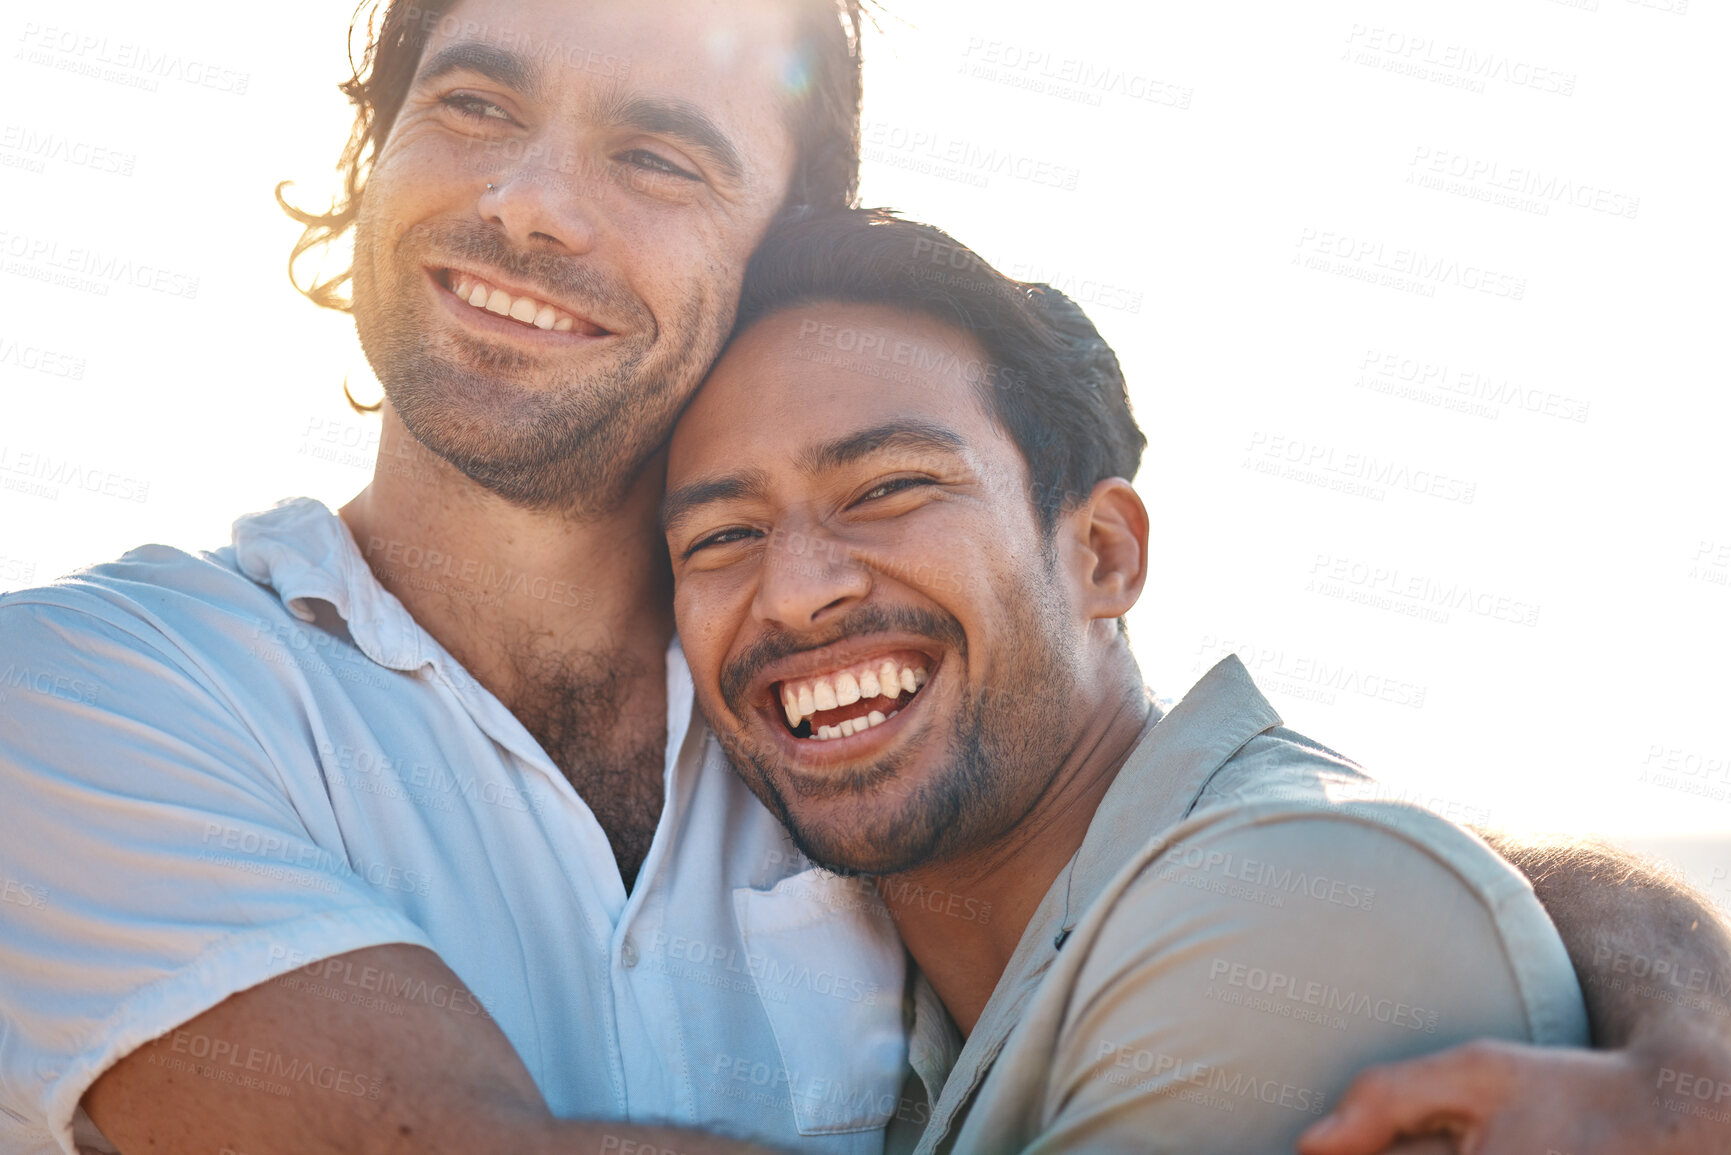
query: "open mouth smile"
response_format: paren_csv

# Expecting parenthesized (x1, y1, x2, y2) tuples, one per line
(434, 267, 610, 336)
(773, 651, 932, 742)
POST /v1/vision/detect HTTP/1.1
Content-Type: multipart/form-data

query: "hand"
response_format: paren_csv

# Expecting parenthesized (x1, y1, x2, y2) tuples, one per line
(1297, 1038, 1711, 1155)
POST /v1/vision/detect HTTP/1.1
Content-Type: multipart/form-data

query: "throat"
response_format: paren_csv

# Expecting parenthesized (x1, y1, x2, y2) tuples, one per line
(502, 644, 669, 892)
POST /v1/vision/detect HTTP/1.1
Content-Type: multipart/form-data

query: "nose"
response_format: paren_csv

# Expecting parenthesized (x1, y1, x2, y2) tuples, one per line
(752, 522, 871, 631)
(479, 139, 600, 255)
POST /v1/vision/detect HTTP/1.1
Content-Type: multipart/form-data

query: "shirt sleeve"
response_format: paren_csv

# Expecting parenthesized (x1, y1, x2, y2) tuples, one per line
(1022, 803, 1589, 1154)
(0, 599, 434, 1155)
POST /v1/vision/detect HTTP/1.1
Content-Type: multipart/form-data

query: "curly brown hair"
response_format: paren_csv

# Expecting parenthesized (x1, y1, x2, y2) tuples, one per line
(277, 0, 867, 315)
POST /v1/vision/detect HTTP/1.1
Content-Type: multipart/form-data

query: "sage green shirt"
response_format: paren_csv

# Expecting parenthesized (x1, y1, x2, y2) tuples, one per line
(892, 655, 1588, 1154)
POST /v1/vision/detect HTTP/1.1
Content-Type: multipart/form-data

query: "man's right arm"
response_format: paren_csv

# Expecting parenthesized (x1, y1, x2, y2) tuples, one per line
(0, 598, 774, 1154)
(84, 944, 777, 1155)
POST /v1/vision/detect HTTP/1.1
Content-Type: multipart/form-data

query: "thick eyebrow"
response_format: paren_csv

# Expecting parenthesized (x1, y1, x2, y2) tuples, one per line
(595, 93, 745, 185)
(415, 41, 542, 100)
(662, 469, 771, 535)
(798, 421, 968, 475)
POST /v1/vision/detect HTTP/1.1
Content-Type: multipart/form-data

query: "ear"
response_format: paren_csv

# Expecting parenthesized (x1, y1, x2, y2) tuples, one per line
(1059, 477, 1149, 623)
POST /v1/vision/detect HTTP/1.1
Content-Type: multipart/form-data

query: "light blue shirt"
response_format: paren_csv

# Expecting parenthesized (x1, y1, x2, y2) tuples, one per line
(0, 498, 908, 1155)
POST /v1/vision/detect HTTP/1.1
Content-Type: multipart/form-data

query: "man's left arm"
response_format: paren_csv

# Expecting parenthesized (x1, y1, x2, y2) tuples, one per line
(1302, 833, 1731, 1155)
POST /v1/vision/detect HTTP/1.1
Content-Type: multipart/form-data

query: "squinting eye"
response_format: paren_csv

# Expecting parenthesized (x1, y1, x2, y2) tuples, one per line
(440, 93, 513, 122)
(618, 149, 700, 181)
(860, 477, 934, 503)
(685, 527, 761, 558)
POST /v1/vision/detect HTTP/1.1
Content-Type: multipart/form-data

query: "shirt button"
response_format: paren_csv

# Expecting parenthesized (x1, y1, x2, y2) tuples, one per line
(621, 938, 639, 968)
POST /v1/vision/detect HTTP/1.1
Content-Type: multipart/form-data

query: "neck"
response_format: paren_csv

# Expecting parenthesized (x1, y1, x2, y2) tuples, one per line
(340, 407, 676, 700)
(877, 666, 1156, 1037)
(339, 406, 676, 888)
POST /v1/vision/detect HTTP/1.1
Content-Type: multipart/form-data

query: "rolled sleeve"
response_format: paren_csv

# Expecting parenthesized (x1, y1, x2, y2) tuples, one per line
(1023, 804, 1588, 1153)
(0, 602, 432, 1153)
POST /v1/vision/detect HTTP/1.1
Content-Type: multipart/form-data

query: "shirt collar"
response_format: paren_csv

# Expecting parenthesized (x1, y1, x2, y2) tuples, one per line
(908, 655, 1284, 1151)
(1063, 653, 1283, 923)
(231, 497, 432, 673)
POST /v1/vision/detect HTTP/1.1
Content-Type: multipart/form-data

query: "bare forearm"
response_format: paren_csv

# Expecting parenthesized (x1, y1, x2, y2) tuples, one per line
(1479, 830, 1731, 1051)
(85, 945, 784, 1155)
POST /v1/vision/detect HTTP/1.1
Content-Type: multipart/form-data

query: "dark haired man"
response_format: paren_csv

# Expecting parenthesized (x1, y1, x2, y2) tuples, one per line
(0, 2, 899, 1154)
(0, 5, 1722, 1155)
(664, 210, 1731, 1154)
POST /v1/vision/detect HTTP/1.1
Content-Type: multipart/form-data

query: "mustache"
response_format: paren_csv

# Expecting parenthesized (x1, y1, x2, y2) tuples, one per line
(413, 220, 644, 325)
(719, 603, 967, 713)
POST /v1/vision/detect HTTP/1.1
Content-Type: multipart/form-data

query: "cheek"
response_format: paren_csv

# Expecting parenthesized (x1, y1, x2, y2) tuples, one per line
(675, 580, 741, 670)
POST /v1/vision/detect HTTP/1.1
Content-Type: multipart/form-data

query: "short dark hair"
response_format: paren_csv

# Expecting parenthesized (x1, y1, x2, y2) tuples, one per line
(278, 0, 866, 312)
(733, 209, 1146, 533)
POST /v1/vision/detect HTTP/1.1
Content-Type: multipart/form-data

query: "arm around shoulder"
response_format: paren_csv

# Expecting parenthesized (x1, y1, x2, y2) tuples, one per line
(1019, 805, 1586, 1154)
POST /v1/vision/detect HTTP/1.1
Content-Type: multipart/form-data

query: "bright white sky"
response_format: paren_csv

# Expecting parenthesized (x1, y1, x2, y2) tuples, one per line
(1, 0, 1726, 883)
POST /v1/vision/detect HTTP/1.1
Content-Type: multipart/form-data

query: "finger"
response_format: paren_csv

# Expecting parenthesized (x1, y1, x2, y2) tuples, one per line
(1297, 1042, 1519, 1155)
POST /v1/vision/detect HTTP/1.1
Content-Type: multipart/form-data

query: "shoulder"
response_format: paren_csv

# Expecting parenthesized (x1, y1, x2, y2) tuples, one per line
(0, 540, 303, 679)
(993, 801, 1588, 1150)
(1089, 797, 1582, 1034)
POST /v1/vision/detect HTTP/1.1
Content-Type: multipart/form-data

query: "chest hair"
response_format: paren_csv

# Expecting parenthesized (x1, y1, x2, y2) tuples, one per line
(503, 645, 667, 890)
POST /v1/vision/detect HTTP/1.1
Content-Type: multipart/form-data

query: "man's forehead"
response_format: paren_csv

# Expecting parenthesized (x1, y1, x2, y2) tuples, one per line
(422, 0, 803, 98)
(674, 304, 996, 471)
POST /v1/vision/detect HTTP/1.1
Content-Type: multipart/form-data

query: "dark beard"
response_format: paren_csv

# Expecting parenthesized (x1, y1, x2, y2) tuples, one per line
(350, 214, 724, 515)
(711, 597, 1079, 877)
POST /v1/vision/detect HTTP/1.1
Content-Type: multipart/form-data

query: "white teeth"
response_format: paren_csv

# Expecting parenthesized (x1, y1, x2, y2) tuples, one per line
(900, 667, 918, 694)
(867, 710, 886, 728)
(914, 667, 928, 688)
(879, 660, 899, 696)
(834, 672, 861, 707)
(783, 689, 800, 729)
(816, 724, 838, 740)
(453, 273, 584, 333)
(858, 668, 880, 698)
(797, 685, 815, 718)
(814, 679, 838, 712)
(838, 718, 856, 738)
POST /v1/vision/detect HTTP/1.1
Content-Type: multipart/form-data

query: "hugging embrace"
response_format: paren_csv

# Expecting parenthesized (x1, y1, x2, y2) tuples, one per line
(1, 2, 1725, 1154)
